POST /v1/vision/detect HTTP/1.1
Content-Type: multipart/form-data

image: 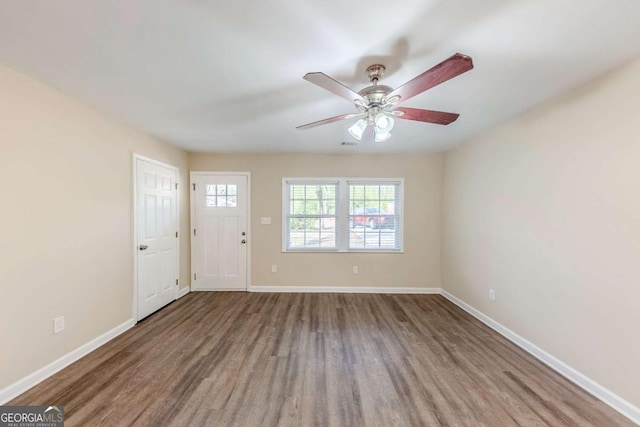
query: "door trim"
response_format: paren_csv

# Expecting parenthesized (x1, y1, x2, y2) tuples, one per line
(190, 171, 251, 292)
(132, 153, 180, 321)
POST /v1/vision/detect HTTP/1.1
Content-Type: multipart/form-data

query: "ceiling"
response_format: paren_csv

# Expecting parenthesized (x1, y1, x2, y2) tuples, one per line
(1, 0, 639, 153)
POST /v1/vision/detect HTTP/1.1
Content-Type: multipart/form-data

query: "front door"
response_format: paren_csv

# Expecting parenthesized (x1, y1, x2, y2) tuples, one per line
(192, 173, 248, 290)
(135, 157, 178, 320)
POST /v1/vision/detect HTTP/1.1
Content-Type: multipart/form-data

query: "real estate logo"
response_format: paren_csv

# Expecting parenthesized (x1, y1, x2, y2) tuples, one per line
(0, 405, 64, 427)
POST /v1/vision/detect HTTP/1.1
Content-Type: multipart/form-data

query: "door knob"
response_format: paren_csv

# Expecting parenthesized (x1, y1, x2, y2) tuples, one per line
(241, 239, 246, 244)
(139, 245, 148, 251)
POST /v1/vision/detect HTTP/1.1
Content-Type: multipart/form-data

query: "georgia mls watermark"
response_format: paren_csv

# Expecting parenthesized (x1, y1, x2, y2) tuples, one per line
(0, 406, 64, 427)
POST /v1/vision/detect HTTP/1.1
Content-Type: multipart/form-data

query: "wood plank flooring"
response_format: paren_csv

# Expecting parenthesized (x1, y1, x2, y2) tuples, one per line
(10, 293, 633, 426)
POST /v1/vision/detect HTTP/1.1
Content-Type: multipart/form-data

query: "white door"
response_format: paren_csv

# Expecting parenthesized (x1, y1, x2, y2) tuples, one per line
(136, 157, 178, 320)
(192, 173, 248, 290)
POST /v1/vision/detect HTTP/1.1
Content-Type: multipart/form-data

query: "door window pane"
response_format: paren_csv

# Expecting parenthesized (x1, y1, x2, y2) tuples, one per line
(205, 184, 238, 207)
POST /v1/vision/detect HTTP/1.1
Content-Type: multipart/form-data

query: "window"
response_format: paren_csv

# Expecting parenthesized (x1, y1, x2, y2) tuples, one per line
(283, 178, 403, 252)
(348, 183, 400, 250)
(206, 184, 237, 207)
(285, 182, 338, 249)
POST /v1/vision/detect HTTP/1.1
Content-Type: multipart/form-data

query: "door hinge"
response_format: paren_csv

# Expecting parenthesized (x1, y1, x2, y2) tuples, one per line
(193, 228, 196, 236)
(176, 278, 179, 286)
(175, 183, 178, 190)
(176, 231, 178, 238)
(194, 273, 197, 281)
(192, 183, 196, 191)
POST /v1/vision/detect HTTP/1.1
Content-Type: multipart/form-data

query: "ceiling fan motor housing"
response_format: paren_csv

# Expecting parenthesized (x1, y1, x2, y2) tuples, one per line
(357, 84, 392, 124)
(358, 84, 393, 104)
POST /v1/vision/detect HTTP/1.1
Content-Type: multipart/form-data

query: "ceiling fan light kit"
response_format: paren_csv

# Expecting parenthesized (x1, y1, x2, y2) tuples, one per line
(375, 129, 391, 142)
(297, 53, 474, 144)
(347, 119, 367, 140)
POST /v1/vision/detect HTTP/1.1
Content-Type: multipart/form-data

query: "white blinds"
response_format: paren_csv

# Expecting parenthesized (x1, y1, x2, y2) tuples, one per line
(283, 178, 403, 252)
(284, 181, 338, 250)
(347, 181, 401, 251)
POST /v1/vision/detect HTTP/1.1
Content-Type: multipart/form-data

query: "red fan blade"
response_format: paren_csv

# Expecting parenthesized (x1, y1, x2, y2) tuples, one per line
(393, 107, 459, 125)
(303, 72, 366, 105)
(296, 112, 365, 130)
(387, 53, 473, 103)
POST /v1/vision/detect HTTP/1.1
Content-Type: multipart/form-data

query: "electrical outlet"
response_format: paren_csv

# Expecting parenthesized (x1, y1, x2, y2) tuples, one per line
(54, 316, 64, 334)
(489, 289, 496, 301)
(353, 266, 359, 274)
(271, 264, 277, 273)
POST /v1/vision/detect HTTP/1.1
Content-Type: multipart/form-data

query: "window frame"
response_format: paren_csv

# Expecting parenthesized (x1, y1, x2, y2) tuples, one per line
(282, 177, 404, 253)
(282, 179, 340, 251)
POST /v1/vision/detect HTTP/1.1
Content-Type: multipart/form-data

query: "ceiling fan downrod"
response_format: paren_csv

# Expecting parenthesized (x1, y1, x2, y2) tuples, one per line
(366, 64, 385, 85)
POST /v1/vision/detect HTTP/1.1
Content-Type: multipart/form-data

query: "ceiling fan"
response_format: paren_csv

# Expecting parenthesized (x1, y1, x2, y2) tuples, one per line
(296, 53, 474, 143)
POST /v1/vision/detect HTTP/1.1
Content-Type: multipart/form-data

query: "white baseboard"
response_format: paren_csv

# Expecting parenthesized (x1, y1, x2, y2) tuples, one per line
(249, 285, 442, 294)
(440, 290, 640, 425)
(176, 286, 190, 299)
(0, 318, 135, 405)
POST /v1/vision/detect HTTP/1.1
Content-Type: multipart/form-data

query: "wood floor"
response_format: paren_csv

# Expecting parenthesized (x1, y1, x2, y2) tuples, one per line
(11, 293, 633, 426)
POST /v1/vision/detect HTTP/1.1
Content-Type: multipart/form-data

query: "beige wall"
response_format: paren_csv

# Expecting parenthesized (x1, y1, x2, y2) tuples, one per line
(190, 153, 442, 288)
(0, 65, 190, 391)
(443, 59, 640, 407)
